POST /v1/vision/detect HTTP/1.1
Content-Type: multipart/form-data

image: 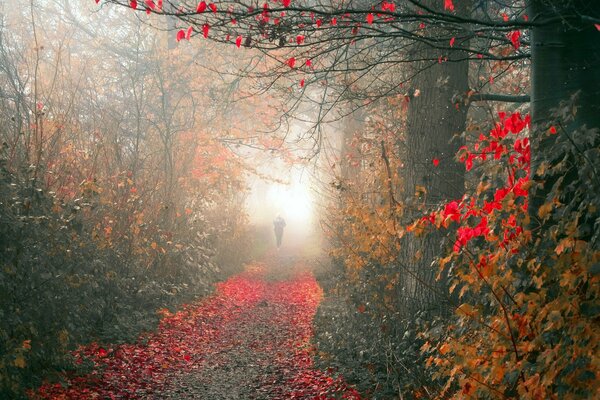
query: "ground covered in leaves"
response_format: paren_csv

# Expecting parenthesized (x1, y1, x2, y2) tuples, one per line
(33, 254, 360, 399)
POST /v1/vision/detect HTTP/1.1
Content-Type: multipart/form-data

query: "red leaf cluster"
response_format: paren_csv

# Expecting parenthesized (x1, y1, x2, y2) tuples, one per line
(414, 112, 531, 253)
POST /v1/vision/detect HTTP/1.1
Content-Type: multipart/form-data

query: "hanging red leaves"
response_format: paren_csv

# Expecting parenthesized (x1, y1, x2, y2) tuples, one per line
(202, 24, 210, 38)
(444, 0, 454, 12)
(196, 1, 206, 13)
(508, 30, 521, 49)
(413, 111, 531, 253)
(381, 1, 396, 12)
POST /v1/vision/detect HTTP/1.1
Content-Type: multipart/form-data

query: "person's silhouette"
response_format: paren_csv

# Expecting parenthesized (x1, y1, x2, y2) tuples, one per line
(273, 215, 286, 249)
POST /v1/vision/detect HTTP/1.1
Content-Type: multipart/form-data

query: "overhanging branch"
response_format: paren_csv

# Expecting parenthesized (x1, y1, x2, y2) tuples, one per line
(469, 93, 530, 103)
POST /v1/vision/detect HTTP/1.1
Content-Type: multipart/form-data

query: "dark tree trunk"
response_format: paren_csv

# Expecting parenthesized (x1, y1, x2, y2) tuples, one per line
(400, 3, 470, 314)
(528, 0, 600, 224)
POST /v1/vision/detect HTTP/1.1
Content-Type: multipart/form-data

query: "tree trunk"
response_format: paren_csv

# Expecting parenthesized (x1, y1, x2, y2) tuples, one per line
(528, 0, 600, 224)
(401, 0, 470, 315)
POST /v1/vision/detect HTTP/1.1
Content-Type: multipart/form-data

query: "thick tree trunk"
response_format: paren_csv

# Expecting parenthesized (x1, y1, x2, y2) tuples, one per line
(528, 0, 600, 225)
(401, 1, 470, 315)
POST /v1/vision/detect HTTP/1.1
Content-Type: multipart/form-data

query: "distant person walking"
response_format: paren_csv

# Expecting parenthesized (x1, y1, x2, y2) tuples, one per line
(273, 215, 286, 249)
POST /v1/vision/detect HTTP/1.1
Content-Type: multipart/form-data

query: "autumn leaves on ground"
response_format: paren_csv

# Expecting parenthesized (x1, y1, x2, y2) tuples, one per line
(33, 253, 360, 399)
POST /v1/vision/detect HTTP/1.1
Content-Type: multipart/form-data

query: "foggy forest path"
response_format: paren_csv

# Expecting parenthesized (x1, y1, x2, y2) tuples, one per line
(35, 250, 361, 399)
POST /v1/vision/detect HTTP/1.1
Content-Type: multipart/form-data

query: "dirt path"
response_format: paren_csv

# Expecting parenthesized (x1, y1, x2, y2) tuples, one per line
(35, 254, 360, 399)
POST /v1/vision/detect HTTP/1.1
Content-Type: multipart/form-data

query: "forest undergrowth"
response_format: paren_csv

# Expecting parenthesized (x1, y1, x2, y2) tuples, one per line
(28, 259, 361, 399)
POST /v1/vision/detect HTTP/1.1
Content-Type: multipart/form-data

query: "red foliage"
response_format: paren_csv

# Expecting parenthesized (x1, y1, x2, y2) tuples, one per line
(444, 0, 455, 12)
(508, 30, 521, 49)
(33, 267, 360, 399)
(412, 112, 531, 253)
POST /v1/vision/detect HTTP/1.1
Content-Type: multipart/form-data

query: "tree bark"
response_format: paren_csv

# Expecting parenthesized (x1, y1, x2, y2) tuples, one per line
(528, 0, 600, 224)
(401, 0, 470, 314)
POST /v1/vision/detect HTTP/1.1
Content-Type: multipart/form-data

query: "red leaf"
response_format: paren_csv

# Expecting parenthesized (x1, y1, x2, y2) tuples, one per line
(130, 0, 137, 10)
(208, 3, 217, 12)
(305, 59, 312, 67)
(282, 0, 291, 7)
(183, 354, 191, 362)
(186, 26, 193, 40)
(419, 22, 425, 29)
(97, 348, 108, 358)
(433, 158, 440, 167)
(299, 79, 305, 88)
(196, 1, 206, 13)
(176, 29, 186, 42)
(95, 0, 100, 4)
(145, 0, 155, 9)
(508, 30, 521, 49)
(444, 0, 454, 12)
(449, 37, 455, 47)
(357, 304, 366, 313)
(330, 17, 337, 26)
(549, 126, 557, 134)
(595, 23, 600, 31)
(235, 36, 242, 48)
(316, 19, 322, 27)
(296, 35, 305, 44)
(381, 1, 396, 12)
(202, 24, 210, 38)
(287, 57, 296, 68)
(366, 13, 374, 24)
